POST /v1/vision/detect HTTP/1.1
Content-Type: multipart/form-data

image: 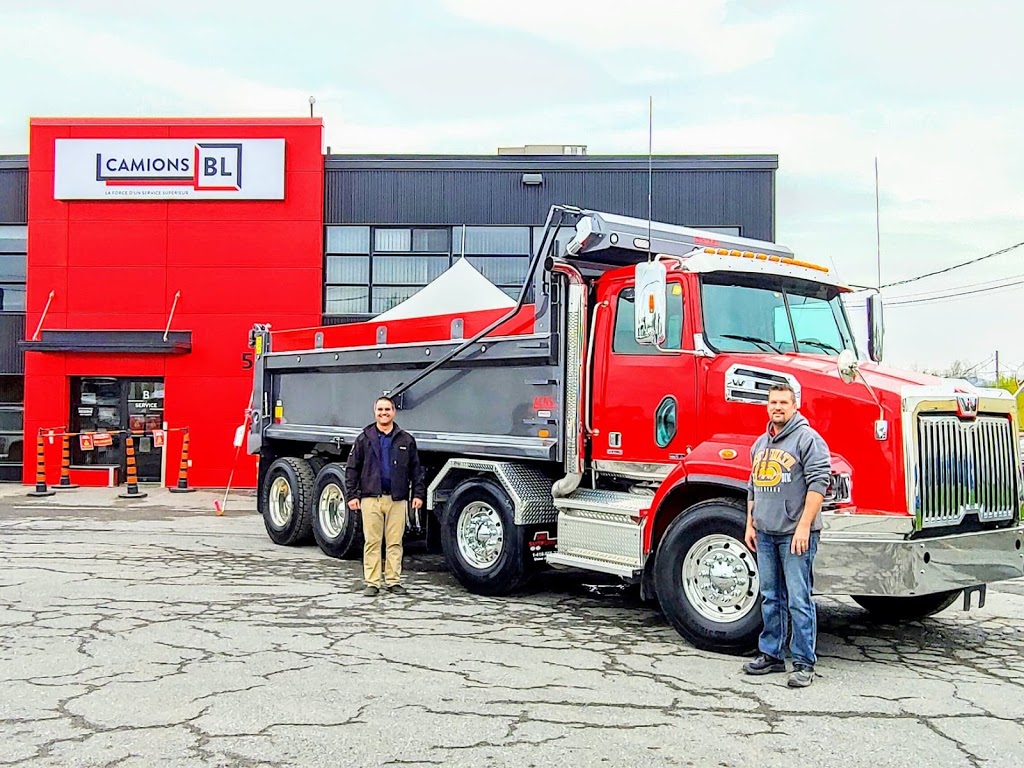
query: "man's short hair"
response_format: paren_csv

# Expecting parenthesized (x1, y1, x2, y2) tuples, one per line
(768, 382, 797, 402)
(375, 395, 396, 409)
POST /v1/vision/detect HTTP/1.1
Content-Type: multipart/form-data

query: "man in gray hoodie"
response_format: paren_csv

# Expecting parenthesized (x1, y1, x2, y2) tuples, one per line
(741, 382, 831, 688)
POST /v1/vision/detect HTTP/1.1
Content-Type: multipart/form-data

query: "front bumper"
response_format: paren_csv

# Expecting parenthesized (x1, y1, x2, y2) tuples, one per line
(815, 524, 1024, 597)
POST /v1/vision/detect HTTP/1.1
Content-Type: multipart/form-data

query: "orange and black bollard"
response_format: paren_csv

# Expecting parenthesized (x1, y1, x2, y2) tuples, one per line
(118, 435, 148, 499)
(169, 428, 195, 493)
(27, 431, 55, 497)
(53, 433, 79, 490)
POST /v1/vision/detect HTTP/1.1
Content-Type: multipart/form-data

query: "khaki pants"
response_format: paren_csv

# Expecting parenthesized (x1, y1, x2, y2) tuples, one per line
(361, 495, 407, 587)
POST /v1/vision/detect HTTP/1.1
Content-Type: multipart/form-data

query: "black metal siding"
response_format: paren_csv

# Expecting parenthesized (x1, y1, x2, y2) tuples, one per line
(0, 168, 27, 224)
(325, 155, 777, 241)
(0, 314, 25, 374)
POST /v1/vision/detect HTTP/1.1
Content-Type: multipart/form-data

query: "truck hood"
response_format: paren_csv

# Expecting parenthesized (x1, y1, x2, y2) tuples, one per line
(776, 354, 941, 394)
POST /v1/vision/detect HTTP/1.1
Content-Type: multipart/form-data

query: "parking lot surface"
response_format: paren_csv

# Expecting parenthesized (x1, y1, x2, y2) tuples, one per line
(1, 489, 1023, 767)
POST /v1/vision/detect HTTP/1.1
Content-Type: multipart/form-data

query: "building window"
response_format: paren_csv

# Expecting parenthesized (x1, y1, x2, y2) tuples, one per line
(0, 226, 27, 312)
(324, 225, 536, 319)
(454, 226, 532, 300)
(0, 375, 24, 467)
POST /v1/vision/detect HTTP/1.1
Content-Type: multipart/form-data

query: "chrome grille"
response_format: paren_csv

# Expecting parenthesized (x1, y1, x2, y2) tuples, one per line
(917, 415, 1018, 528)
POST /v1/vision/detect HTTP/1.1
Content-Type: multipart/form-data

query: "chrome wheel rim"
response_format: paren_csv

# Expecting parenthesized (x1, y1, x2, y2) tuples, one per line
(456, 501, 504, 570)
(268, 476, 293, 529)
(682, 534, 759, 623)
(318, 482, 347, 539)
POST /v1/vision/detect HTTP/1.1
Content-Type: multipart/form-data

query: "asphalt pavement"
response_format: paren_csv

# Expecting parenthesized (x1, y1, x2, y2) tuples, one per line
(1, 487, 1022, 767)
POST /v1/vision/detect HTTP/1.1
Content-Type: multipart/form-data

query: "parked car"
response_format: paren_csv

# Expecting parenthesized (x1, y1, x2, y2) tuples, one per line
(0, 404, 24, 463)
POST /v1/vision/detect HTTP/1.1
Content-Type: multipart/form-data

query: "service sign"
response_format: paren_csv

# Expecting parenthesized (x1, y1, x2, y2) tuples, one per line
(53, 138, 286, 200)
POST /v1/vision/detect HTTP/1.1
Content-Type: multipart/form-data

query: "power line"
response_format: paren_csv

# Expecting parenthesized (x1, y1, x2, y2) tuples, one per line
(887, 271, 1024, 302)
(887, 278, 1024, 307)
(880, 240, 1024, 289)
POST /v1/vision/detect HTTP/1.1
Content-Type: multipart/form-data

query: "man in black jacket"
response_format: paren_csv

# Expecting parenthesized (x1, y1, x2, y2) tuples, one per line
(345, 396, 426, 597)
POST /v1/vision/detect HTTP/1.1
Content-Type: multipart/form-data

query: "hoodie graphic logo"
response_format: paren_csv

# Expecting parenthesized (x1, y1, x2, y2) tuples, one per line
(752, 448, 797, 491)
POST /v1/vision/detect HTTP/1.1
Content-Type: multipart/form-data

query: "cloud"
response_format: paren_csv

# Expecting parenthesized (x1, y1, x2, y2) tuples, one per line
(440, 0, 799, 75)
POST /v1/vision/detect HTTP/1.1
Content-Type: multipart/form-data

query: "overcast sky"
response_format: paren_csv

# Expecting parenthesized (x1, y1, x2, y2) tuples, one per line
(1, 0, 1020, 376)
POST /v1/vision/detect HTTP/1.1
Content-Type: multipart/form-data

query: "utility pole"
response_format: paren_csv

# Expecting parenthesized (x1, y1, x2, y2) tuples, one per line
(995, 350, 1000, 383)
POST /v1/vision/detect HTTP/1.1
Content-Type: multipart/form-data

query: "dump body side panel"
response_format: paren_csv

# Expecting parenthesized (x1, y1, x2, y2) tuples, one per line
(265, 334, 564, 461)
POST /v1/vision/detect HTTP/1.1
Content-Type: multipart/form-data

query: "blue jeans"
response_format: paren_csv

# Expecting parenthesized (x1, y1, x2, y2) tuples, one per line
(756, 530, 819, 668)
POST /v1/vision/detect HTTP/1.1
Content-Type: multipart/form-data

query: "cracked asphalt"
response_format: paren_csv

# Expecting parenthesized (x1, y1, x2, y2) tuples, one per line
(1, 490, 1023, 767)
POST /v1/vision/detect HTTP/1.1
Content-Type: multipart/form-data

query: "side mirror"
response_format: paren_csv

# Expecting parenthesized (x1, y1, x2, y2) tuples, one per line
(635, 260, 667, 346)
(867, 293, 884, 363)
(837, 348, 858, 385)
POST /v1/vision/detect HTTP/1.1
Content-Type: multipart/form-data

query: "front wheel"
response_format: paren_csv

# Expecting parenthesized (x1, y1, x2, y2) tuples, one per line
(440, 478, 529, 596)
(311, 463, 363, 559)
(852, 591, 961, 622)
(653, 498, 762, 654)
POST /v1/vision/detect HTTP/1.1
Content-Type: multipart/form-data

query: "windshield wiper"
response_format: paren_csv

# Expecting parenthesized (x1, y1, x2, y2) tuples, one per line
(797, 338, 841, 354)
(719, 334, 782, 354)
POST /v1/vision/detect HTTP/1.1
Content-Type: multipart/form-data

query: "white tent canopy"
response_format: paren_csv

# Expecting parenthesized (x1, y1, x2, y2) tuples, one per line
(374, 257, 517, 321)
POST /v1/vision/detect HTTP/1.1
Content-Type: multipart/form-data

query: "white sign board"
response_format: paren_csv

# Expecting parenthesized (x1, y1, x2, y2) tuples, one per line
(53, 138, 286, 200)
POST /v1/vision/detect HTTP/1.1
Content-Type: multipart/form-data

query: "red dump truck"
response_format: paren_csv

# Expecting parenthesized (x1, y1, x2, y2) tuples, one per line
(247, 205, 1024, 653)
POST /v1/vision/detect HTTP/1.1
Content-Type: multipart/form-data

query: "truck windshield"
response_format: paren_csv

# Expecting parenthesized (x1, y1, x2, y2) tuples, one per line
(700, 274, 856, 356)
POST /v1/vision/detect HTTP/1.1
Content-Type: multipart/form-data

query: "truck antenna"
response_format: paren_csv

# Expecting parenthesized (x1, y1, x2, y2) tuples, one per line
(874, 156, 881, 290)
(647, 95, 654, 262)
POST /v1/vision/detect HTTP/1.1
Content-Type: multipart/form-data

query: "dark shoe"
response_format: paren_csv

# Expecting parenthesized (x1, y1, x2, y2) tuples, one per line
(387, 584, 407, 595)
(362, 585, 380, 597)
(742, 654, 786, 675)
(788, 665, 815, 688)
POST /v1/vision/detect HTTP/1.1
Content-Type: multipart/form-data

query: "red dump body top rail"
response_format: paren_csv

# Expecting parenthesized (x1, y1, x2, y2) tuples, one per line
(270, 305, 539, 354)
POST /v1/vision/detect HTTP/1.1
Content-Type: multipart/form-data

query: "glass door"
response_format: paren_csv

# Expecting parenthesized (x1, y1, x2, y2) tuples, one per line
(127, 380, 164, 483)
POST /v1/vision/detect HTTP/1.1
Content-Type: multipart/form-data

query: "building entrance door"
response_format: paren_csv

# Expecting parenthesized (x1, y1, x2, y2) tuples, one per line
(70, 377, 165, 483)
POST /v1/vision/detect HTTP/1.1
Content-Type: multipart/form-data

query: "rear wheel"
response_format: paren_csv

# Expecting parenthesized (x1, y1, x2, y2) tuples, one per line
(852, 591, 961, 622)
(653, 498, 762, 654)
(311, 463, 363, 559)
(441, 478, 529, 596)
(260, 457, 315, 546)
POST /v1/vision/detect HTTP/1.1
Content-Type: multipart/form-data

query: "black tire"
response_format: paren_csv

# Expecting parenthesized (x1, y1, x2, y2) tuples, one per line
(260, 457, 315, 546)
(308, 456, 328, 477)
(852, 591, 961, 622)
(441, 478, 529, 596)
(311, 463, 363, 559)
(654, 498, 762, 655)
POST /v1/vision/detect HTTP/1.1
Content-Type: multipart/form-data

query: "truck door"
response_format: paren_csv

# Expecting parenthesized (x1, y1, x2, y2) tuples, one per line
(590, 279, 697, 466)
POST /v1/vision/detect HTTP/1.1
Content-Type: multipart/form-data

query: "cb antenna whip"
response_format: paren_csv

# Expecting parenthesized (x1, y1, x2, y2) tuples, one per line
(647, 95, 654, 262)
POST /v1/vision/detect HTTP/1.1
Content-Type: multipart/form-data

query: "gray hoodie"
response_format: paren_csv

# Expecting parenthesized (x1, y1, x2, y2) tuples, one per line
(746, 412, 831, 535)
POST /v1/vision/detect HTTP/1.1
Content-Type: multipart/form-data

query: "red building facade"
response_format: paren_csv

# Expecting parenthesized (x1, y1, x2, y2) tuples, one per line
(23, 118, 324, 488)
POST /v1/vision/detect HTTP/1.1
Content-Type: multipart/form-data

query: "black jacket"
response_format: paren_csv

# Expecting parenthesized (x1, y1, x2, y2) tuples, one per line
(344, 423, 426, 502)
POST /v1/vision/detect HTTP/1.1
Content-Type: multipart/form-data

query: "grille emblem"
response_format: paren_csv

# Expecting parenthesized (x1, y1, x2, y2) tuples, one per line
(955, 394, 979, 419)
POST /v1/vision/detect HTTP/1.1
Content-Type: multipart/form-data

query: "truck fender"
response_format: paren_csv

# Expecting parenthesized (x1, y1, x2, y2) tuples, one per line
(643, 436, 759, 555)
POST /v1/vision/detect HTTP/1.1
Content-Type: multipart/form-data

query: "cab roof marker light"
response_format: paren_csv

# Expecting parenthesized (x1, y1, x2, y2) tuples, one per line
(704, 247, 717, 254)
(716, 248, 729, 255)
(755, 253, 768, 261)
(729, 249, 742, 257)
(768, 255, 781, 262)
(790, 259, 830, 273)
(743, 251, 755, 258)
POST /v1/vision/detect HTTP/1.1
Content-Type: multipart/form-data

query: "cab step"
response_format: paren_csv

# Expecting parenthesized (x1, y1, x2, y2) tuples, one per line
(546, 489, 650, 578)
